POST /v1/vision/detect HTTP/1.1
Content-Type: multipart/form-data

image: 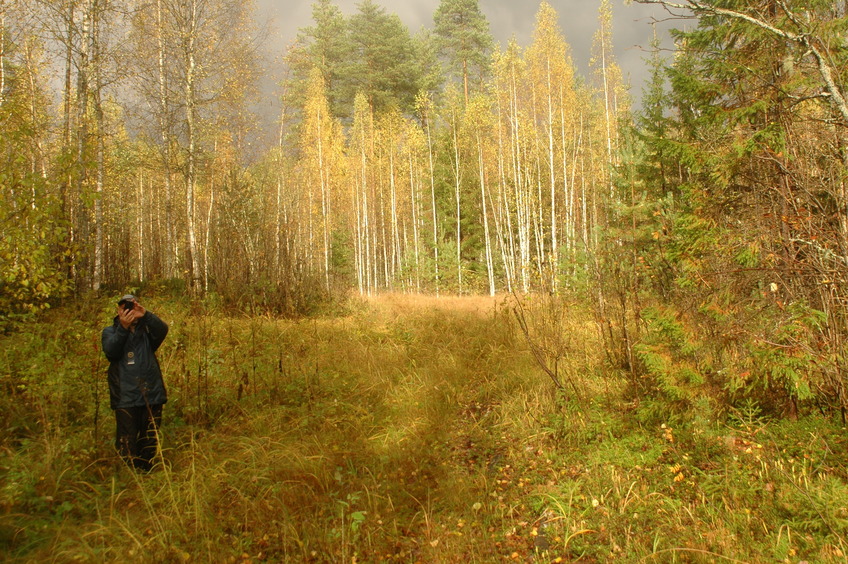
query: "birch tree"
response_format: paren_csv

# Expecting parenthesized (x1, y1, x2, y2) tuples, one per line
(301, 68, 346, 290)
(466, 95, 496, 295)
(446, 88, 466, 294)
(416, 92, 441, 295)
(591, 0, 628, 205)
(351, 93, 375, 294)
(0, 2, 71, 319)
(525, 1, 578, 291)
(132, 0, 258, 294)
(493, 40, 533, 292)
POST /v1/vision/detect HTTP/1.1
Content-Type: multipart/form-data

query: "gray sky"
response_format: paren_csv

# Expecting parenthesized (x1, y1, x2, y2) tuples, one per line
(255, 0, 682, 104)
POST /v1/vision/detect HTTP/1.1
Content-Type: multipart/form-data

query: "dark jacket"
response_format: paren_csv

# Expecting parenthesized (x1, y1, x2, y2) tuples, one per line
(102, 312, 169, 410)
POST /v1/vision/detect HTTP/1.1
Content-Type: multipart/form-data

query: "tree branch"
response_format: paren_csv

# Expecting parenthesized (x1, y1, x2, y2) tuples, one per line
(632, 0, 848, 127)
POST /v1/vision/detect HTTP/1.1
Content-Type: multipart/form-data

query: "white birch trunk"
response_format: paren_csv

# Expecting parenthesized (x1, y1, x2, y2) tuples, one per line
(361, 138, 372, 295)
(509, 65, 529, 293)
(353, 177, 364, 294)
(409, 151, 421, 292)
(599, 20, 614, 200)
(495, 95, 513, 292)
(203, 163, 215, 294)
(23, 42, 47, 181)
(184, 0, 200, 293)
(389, 143, 400, 279)
(531, 88, 546, 272)
(317, 106, 330, 291)
(379, 175, 389, 288)
(546, 58, 558, 292)
(275, 103, 286, 276)
(76, 0, 91, 287)
(425, 115, 440, 296)
(138, 173, 145, 282)
(560, 85, 572, 256)
(477, 132, 495, 296)
(156, 0, 176, 279)
(452, 111, 463, 294)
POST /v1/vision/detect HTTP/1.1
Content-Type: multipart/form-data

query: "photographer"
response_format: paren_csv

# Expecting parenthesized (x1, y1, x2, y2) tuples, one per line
(101, 295, 169, 471)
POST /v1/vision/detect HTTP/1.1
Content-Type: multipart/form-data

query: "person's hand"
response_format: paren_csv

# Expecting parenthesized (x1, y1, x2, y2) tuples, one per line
(118, 299, 145, 329)
(118, 305, 134, 329)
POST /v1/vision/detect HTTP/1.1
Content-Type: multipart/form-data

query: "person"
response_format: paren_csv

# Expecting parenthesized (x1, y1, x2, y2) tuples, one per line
(101, 295, 169, 471)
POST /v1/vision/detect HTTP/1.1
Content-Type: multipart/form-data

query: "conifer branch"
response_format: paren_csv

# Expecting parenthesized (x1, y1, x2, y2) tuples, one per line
(632, 0, 848, 127)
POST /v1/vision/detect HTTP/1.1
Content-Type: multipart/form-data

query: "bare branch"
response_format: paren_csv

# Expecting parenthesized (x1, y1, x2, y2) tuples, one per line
(511, 294, 564, 391)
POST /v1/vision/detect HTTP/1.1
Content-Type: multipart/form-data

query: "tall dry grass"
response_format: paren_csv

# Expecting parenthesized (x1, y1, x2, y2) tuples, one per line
(1, 293, 847, 562)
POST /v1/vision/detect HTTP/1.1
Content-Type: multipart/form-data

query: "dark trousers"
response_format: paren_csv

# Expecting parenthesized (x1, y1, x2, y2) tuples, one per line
(114, 404, 163, 471)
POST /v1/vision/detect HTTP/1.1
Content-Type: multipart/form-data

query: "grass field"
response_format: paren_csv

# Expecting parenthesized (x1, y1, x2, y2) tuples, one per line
(1, 293, 847, 562)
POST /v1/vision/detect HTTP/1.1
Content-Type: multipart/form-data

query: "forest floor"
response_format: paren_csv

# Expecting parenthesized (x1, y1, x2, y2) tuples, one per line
(1, 293, 847, 563)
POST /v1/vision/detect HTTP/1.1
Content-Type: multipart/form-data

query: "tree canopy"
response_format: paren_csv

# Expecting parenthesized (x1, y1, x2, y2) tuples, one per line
(433, 0, 494, 103)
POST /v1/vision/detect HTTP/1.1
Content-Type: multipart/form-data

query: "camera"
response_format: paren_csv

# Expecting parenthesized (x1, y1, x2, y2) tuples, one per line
(118, 295, 136, 311)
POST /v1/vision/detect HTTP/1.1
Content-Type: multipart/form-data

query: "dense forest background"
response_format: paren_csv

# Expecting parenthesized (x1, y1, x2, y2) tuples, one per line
(3, 0, 848, 419)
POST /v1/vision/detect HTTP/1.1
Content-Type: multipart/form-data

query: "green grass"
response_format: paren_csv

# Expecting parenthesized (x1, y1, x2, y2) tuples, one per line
(1, 294, 847, 562)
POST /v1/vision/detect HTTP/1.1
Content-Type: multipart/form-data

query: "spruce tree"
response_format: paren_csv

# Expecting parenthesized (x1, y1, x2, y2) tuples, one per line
(630, 0, 848, 415)
(284, 0, 350, 118)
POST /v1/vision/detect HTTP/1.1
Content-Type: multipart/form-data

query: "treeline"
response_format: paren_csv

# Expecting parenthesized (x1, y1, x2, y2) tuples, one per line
(282, 0, 626, 297)
(1, 0, 261, 311)
(3, 0, 848, 418)
(0, 0, 625, 315)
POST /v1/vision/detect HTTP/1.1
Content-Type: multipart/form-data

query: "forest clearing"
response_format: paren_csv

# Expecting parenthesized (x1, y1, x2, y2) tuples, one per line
(4, 0, 848, 561)
(1, 293, 847, 563)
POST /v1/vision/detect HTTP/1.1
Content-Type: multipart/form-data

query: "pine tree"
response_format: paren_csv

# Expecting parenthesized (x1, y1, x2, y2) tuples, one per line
(433, 0, 494, 104)
(345, 0, 422, 114)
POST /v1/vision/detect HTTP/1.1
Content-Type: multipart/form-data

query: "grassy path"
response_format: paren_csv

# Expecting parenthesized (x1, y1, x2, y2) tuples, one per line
(1, 295, 847, 562)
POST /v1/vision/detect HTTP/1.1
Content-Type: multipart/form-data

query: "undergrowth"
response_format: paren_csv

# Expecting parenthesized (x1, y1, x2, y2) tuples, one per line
(0, 293, 846, 562)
